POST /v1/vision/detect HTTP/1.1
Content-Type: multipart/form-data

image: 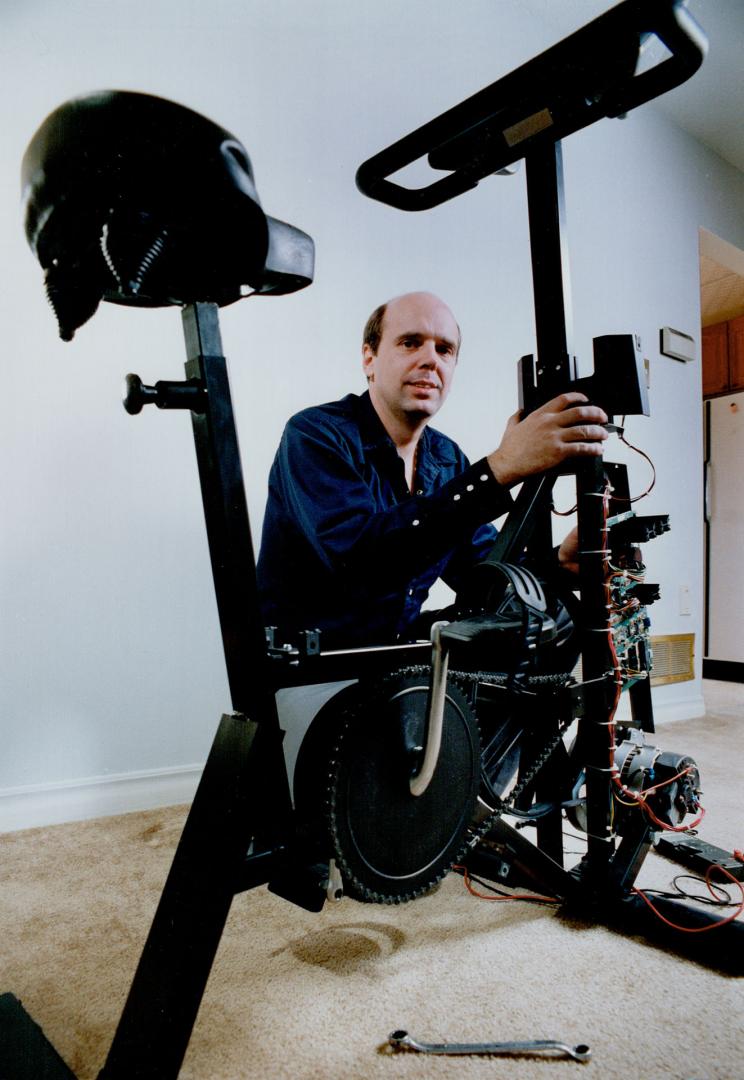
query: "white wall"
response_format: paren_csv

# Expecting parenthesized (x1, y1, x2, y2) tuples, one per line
(2, 0, 744, 829)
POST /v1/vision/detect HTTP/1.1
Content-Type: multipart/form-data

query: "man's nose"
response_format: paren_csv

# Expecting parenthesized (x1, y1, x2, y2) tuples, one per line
(419, 341, 437, 366)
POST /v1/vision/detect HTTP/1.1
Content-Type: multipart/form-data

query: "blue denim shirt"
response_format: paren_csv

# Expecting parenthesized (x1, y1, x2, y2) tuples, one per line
(257, 391, 514, 647)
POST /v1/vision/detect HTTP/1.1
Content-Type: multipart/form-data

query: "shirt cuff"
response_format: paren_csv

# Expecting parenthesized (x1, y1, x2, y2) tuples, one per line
(437, 457, 514, 523)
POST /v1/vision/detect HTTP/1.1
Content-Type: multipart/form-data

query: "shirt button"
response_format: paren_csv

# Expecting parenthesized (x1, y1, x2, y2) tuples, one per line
(412, 519, 420, 526)
(453, 493, 461, 501)
(480, 473, 489, 482)
(466, 484, 474, 492)
(416, 489, 423, 495)
(408, 588, 414, 596)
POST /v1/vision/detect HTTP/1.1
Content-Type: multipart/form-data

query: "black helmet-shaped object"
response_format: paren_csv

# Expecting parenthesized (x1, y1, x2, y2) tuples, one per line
(21, 90, 314, 340)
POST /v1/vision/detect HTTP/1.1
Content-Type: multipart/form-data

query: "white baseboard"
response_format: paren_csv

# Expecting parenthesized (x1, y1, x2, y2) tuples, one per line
(612, 690, 706, 726)
(0, 763, 203, 834)
(653, 694, 706, 725)
(0, 689, 706, 835)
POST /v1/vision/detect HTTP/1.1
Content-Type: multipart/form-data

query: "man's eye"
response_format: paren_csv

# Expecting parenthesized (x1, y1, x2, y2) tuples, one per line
(403, 338, 419, 348)
(437, 344, 454, 356)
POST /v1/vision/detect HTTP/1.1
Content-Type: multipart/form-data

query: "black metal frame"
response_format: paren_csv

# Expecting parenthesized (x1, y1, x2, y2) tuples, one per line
(97, 127, 739, 1080)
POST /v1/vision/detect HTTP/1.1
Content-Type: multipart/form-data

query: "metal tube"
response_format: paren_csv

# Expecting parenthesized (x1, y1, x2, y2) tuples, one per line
(409, 622, 450, 797)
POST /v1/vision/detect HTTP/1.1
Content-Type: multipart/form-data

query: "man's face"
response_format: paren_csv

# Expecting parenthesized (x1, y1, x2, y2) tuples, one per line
(362, 292, 459, 424)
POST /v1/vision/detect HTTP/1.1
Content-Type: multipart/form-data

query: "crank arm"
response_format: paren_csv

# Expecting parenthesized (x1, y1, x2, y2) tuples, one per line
(388, 1029, 591, 1063)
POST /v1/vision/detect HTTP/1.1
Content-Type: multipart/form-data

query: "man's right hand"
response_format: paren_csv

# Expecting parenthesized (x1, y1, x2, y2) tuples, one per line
(487, 392, 609, 487)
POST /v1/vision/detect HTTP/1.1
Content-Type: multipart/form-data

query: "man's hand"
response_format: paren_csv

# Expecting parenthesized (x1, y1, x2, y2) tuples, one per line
(557, 526, 580, 575)
(487, 392, 608, 487)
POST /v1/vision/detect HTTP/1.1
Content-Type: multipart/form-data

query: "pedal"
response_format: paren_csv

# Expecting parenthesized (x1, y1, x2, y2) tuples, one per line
(442, 612, 523, 648)
(654, 834, 744, 881)
(442, 612, 552, 672)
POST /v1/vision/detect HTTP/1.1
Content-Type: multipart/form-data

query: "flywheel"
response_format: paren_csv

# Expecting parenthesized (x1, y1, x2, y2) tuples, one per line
(314, 670, 480, 904)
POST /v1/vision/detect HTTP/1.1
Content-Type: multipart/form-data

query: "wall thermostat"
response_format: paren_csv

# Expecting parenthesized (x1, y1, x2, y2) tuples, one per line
(660, 326, 695, 363)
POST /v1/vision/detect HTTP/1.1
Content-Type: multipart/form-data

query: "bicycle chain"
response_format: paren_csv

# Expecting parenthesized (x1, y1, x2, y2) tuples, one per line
(465, 676, 575, 850)
(426, 664, 575, 847)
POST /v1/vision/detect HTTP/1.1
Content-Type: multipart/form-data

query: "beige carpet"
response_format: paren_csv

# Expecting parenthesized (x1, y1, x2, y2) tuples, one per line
(1, 683, 742, 1080)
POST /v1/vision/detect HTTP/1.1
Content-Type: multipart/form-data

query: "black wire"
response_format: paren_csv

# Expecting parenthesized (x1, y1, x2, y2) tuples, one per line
(560, 829, 739, 905)
(506, 801, 556, 821)
(457, 868, 560, 906)
(635, 875, 737, 908)
(672, 874, 738, 907)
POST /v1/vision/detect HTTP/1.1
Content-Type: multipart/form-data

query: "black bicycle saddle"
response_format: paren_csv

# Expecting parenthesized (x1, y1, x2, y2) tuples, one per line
(21, 90, 314, 340)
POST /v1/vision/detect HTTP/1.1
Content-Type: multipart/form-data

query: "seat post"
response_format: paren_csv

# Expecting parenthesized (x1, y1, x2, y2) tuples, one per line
(97, 302, 294, 1080)
(181, 302, 275, 715)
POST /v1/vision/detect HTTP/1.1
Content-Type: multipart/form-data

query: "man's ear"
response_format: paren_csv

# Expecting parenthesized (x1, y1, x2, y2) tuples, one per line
(362, 343, 375, 383)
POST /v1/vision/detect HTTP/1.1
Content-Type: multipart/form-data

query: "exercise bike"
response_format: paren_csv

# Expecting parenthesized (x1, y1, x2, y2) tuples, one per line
(4, 4, 740, 1080)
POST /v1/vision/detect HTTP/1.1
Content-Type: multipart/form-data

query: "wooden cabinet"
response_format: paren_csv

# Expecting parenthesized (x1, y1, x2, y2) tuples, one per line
(702, 322, 728, 396)
(728, 314, 744, 390)
(702, 315, 744, 398)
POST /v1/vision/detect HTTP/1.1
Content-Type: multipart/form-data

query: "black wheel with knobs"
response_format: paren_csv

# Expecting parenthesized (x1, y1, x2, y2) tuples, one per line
(294, 670, 480, 904)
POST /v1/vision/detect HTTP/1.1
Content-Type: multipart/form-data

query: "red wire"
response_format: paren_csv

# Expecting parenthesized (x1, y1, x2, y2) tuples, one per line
(594, 480, 741, 934)
(633, 864, 744, 933)
(617, 431, 656, 502)
(595, 482, 701, 835)
(453, 865, 560, 905)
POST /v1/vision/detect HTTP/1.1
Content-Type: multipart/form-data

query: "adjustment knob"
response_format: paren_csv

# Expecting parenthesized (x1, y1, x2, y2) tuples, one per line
(122, 372, 206, 414)
(123, 373, 158, 414)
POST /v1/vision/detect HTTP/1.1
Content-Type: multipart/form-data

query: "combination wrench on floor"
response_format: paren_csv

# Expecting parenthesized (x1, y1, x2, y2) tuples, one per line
(388, 1029, 592, 1063)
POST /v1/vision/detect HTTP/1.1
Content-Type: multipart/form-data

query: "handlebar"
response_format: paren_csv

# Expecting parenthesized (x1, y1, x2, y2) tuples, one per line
(355, 0, 706, 212)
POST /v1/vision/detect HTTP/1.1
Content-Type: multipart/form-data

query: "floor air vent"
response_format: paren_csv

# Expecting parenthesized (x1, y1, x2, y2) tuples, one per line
(649, 633, 695, 685)
(571, 634, 695, 686)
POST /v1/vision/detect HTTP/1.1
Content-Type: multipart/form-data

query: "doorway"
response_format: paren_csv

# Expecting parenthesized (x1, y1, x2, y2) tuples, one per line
(700, 228, 744, 682)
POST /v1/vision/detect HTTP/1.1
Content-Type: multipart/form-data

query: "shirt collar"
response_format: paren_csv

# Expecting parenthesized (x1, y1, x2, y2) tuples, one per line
(354, 389, 426, 451)
(355, 390, 395, 451)
(354, 390, 458, 471)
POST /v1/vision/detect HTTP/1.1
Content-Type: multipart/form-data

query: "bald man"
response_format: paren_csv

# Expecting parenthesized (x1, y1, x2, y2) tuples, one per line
(257, 292, 607, 649)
